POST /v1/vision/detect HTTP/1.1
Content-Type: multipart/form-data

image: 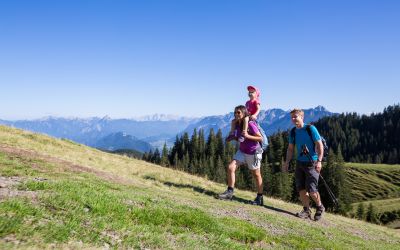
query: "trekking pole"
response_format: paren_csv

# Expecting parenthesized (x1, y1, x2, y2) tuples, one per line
(301, 145, 339, 207)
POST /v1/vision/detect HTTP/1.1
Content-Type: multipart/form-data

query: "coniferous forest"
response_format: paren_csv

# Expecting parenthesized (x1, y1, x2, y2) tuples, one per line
(314, 105, 400, 164)
(142, 105, 400, 224)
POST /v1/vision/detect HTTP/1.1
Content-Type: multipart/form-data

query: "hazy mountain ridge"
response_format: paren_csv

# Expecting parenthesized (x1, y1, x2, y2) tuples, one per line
(0, 106, 335, 152)
(0, 116, 197, 151)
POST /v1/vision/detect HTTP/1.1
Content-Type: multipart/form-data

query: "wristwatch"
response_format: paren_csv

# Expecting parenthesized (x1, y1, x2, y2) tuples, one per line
(317, 160, 322, 162)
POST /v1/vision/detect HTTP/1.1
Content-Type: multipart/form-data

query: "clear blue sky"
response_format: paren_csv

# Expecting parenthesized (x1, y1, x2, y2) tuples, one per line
(0, 0, 399, 120)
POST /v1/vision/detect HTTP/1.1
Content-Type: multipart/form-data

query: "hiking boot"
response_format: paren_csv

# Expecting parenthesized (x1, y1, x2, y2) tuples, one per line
(225, 134, 237, 142)
(296, 208, 311, 219)
(314, 205, 325, 221)
(218, 190, 234, 200)
(251, 195, 264, 206)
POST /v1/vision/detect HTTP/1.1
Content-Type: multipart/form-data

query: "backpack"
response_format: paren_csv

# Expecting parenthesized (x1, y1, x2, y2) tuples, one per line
(253, 121, 269, 151)
(290, 124, 328, 160)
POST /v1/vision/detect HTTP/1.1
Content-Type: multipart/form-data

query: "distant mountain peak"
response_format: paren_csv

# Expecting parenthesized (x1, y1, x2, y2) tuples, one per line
(314, 105, 327, 111)
(133, 114, 198, 122)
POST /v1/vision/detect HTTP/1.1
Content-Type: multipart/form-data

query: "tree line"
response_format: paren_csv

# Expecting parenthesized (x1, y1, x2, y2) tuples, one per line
(314, 104, 400, 164)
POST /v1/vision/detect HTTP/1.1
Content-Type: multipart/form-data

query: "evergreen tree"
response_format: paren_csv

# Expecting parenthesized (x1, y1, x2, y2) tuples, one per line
(357, 203, 365, 220)
(152, 148, 161, 164)
(366, 203, 379, 224)
(335, 146, 352, 214)
(160, 143, 169, 166)
(214, 156, 225, 183)
(190, 129, 198, 162)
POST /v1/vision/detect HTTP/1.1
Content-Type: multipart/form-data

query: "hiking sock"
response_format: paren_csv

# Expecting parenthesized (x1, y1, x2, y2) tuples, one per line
(227, 187, 234, 192)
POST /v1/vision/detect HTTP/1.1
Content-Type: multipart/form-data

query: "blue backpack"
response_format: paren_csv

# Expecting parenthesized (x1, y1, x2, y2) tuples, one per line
(253, 121, 269, 151)
(290, 124, 328, 160)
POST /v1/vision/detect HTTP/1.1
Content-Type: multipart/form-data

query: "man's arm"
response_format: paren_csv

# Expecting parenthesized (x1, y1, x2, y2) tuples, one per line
(314, 140, 324, 172)
(283, 143, 294, 172)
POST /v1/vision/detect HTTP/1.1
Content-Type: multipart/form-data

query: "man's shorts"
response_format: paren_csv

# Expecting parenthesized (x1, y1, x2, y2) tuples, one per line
(233, 150, 262, 170)
(295, 160, 320, 193)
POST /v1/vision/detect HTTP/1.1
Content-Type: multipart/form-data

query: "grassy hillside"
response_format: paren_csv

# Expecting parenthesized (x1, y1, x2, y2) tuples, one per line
(1, 125, 400, 249)
(345, 162, 400, 202)
(352, 198, 400, 214)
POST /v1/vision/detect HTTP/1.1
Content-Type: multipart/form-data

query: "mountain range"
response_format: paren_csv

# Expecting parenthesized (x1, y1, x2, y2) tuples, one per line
(0, 106, 335, 152)
(182, 105, 334, 137)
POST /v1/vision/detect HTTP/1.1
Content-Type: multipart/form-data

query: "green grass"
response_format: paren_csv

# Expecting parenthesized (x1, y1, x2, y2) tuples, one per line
(0, 148, 265, 249)
(1, 125, 400, 249)
(352, 198, 400, 214)
(345, 163, 400, 202)
(346, 162, 400, 170)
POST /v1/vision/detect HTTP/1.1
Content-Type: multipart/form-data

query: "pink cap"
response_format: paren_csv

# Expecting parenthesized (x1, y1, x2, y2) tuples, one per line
(247, 85, 260, 102)
(247, 85, 257, 92)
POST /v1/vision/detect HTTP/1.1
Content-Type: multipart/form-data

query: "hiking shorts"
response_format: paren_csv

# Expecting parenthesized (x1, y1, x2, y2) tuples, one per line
(295, 160, 319, 193)
(233, 150, 262, 170)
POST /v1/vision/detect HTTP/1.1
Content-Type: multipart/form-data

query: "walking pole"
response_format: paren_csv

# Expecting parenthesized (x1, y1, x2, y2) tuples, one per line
(301, 145, 339, 207)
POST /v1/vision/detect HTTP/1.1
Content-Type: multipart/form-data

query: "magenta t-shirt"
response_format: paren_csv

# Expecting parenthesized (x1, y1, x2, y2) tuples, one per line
(237, 121, 261, 154)
(246, 100, 260, 116)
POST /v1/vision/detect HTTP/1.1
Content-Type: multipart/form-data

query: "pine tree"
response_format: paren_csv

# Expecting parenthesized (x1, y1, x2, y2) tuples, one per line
(366, 203, 378, 224)
(335, 146, 352, 214)
(190, 129, 198, 162)
(215, 129, 225, 159)
(357, 203, 365, 220)
(152, 148, 161, 164)
(160, 143, 169, 167)
(214, 156, 225, 183)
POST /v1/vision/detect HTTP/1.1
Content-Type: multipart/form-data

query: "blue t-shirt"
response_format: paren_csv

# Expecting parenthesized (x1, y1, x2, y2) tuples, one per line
(288, 125, 321, 162)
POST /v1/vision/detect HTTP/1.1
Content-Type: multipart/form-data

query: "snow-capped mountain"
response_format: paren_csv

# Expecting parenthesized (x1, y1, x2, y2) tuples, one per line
(132, 114, 198, 122)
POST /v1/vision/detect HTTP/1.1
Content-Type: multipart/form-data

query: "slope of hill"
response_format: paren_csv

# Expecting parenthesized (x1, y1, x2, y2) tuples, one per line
(345, 163, 400, 202)
(0, 125, 399, 249)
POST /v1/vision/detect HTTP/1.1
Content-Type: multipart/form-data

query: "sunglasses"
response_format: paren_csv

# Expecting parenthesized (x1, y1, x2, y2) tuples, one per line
(235, 111, 242, 114)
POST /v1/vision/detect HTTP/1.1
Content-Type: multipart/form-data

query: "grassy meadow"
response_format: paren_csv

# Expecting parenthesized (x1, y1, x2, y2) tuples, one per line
(1, 125, 400, 249)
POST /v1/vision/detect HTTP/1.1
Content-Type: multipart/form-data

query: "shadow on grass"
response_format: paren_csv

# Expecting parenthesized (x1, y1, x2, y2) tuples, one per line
(162, 181, 296, 217)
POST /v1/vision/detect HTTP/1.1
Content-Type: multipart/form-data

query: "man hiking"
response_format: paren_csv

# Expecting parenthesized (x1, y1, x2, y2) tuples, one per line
(282, 108, 325, 221)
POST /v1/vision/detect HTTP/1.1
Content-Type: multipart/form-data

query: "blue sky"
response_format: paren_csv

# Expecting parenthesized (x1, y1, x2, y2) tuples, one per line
(0, 0, 399, 120)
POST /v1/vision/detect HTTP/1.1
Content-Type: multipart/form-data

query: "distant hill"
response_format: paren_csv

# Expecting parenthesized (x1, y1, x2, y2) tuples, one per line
(94, 132, 153, 153)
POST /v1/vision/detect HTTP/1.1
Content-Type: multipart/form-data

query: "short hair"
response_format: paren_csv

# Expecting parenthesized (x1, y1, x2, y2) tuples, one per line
(290, 108, 304, 117)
